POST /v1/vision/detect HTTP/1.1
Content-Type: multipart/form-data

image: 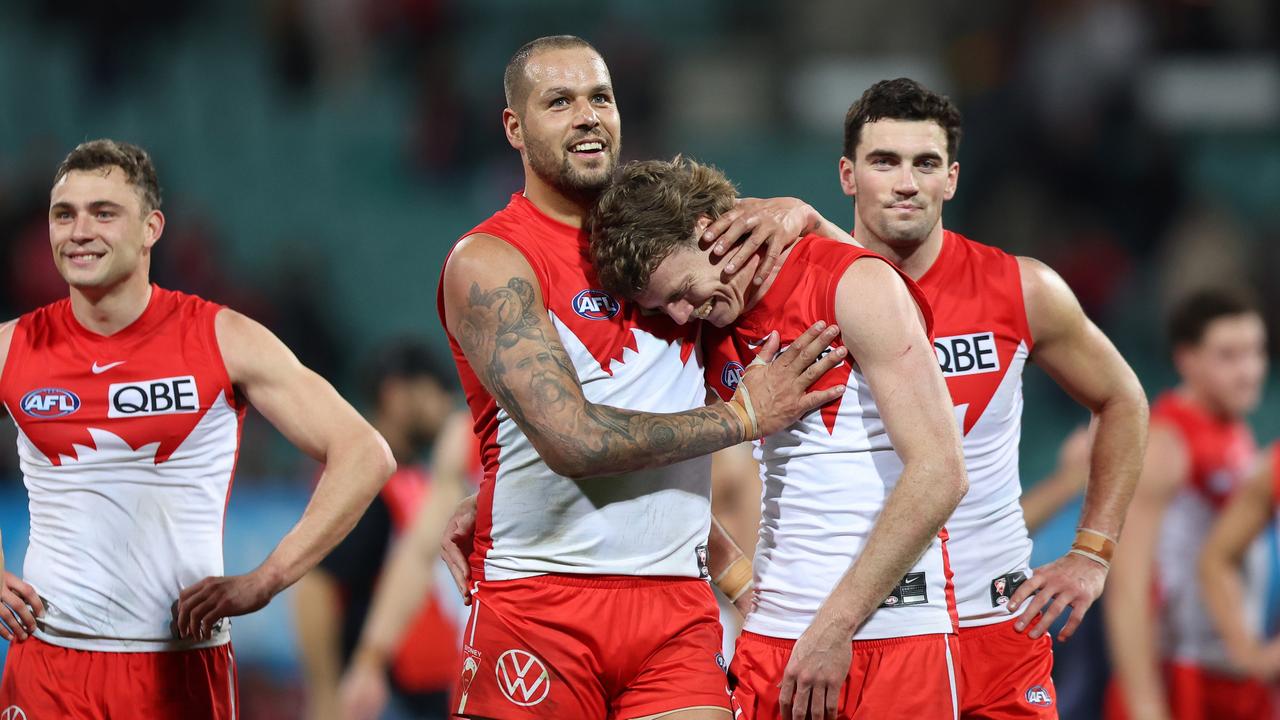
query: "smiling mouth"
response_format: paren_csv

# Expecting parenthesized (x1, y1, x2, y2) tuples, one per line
(568, 139, 606, 155)
(66, 251, 105, 264)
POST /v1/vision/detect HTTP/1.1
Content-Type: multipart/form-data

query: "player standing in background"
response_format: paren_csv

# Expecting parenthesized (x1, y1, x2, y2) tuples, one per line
(1106, 290, 1269, 720)
(1199, 441, 1280, 689)
(699, 77, 1147, 718)
(590, 156, 969, 720)
(436, 36, 847, 719)
(0, 139, 395, 718)
(294, 339, 466, 720)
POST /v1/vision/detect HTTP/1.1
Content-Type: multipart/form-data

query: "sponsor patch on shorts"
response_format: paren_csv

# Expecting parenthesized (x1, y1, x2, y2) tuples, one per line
(990, 570, 1028, 607)
(879, 572, 927, 608)
(696, 543, 710, 579)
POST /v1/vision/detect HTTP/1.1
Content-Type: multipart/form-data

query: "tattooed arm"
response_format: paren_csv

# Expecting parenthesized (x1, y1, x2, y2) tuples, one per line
(441, 235, 843, 479)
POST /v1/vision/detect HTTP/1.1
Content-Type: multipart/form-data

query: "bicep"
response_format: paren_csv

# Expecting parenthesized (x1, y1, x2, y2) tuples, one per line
(1022, 257, 1138, 412)
(217, 310, 373, 462)
(835, 260, 957, 463)
(441, 236, 592, 439)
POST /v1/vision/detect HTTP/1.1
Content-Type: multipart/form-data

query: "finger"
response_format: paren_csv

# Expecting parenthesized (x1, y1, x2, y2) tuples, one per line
(191, 597, 224, 640)
(1057, 602, 1090, 642)
(5, 594, 37, 633)
(178, 576, 212, 604)
(789, 324, 842, 370)
(752, 231, 787, 285)
(2, 603, 28, 640)
(1028, 597, 1071, 639)
(0, 615, 14, 642)
(722, 219, 767, 274)
(796, 345, 848, 387)
(811, 683, 829, 720)
(792, 685, 811, 720)
(179, 589, 215, 639)
(11, 580, 44, 618)
(776, 322, 829, 369)
(1007, 575, 1045, 611)
(778, 673, 796, 720)
(825, 681, 839, 720)
(1013, 587, 1054, 633)
(704, 208, 746, 253)
(799, 386, 847, 413)
(752, 331, 781, 365)
(443, 544, 470, 596)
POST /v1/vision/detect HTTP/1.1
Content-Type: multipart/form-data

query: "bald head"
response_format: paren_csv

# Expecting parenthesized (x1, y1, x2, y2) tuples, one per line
(504, 35, 602, 112)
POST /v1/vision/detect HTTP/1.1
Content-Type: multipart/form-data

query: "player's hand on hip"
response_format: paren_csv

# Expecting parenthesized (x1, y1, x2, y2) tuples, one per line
(173, 571, 275, 640)
(778, 619, 850, 720)
(704, 197, 818, 286)
(736, 323, 846, 439)
(339, 649, 391, 720)
(0, 570, 43, 642)
(442, 493, 478, 605)
(1009, 552, 1107, 641)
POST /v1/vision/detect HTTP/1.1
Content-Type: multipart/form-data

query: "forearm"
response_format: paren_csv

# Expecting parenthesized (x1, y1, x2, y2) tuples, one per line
(293, 573, 343, 715)
(1077, 393, 1148, 538)
(1201, 552, 1260, 666)
(810, 215, 856, 245)
(1105, 572, 1167, 712)
(707, 514, 747, 578)
(259, 435, 394, 593)
(533, 400, 744, 479)
(815, 464, 962, 634)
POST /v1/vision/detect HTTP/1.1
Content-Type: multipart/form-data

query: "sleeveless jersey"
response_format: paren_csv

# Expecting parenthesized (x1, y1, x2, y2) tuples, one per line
(704, 235, 957, 641)
(0, 286, 244, 651)
(437, 193, 711, 582)
(914, 230, 1037, 626)
(1150, 391, 1263, 672)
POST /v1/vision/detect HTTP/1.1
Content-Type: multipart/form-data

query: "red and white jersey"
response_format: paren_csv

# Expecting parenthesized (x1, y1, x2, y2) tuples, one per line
(1150, 391, 1264, 672)
(0, 287, 244, 652)
(704, 236, 957, 641)
(915, 230, 1037, 627)
(437, 194, 711, 582)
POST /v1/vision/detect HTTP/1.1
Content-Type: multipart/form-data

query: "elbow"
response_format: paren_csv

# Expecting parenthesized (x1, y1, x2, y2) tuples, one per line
(368, 430, 397, 485)
(537, 446, 592, 480)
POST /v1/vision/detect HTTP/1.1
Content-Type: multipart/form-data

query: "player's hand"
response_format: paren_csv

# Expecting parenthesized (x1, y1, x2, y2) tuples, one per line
(173, 570, 275, 640)
(737, 323, 846, 439)
(732, 587, 754, 618)
(0, 570, 43, 643)
(1009, 552, 1107, 641)
(339, 647, 391, 720)
(778, 618, 851, 720)
(704, 197, 819, 286)
(442, 493, 479, 604)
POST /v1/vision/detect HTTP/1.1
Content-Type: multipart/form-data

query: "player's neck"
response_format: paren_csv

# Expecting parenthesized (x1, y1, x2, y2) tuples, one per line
(68, 273, 154, 336)
(522, 172, 595, 229)
(854, 221, 945, 281)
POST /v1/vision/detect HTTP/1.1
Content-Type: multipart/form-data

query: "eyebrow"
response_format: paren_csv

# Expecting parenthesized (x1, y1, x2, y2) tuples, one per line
(541, 83, 613, 98)
(865, 148, 945, 162)
(50, 200, 125, 211)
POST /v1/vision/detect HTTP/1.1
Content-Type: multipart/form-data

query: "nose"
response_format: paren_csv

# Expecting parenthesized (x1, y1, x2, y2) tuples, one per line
(666, 299, 695, 325)
(70, 211, 96, 242)
(572, 98, 600, 130)
(893, 165, 919, 196)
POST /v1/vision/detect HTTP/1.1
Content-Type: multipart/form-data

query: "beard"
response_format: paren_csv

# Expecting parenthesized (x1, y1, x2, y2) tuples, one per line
(525, 134, 617, 199)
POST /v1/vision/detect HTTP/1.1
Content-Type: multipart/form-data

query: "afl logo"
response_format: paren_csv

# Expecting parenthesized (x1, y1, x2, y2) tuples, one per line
(721, 361, 745, 390)
(20, 388, 81, 418)
(573, 289, 620, 320)
(1024, 685, 1053, 707)
(1, 706, 27, 720)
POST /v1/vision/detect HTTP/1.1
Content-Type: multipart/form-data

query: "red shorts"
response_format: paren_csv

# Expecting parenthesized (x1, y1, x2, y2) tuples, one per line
(0, 636, 237, 719)
(957, 619, 1057, 718)
(454, 574, 731, 719)
(1104, 662, 1274, 720)
(729, 630, 960, 720)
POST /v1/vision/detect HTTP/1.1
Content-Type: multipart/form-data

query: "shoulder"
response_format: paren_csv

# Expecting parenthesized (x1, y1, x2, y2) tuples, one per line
(444, 233, 539, 284)
(0, 319, 15, 375)
(1017, 256, 1083, 339)
(1143, 421, 1192, 495)
(213, 309, 298, 385)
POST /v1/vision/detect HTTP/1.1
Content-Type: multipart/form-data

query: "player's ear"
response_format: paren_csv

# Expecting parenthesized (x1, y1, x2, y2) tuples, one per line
(838, 156, 856, 198)
(503, 108, 523, 151)
(142, 209, 165, 249)
(944, 161, 960, 201)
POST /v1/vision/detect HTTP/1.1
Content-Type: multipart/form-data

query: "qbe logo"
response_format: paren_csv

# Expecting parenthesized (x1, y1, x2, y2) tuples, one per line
(107, 376, 200, 418)
(1024, 685, 1053, 707)
(934, 332, 1000, 377)
(721, 361, 745, 391)
(572, 289, 620, 320)
(1, 706, 27, 720)
(495, 649, 550, 707)
(20, 388, 81, 418)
